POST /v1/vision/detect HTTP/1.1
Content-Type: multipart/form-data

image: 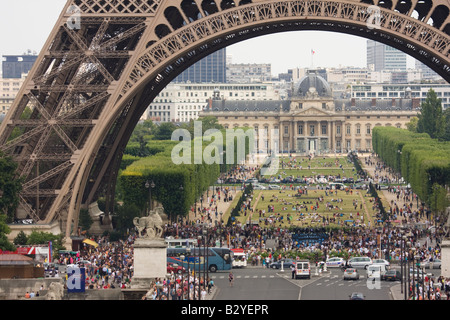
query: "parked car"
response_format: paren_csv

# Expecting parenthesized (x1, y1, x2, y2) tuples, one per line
(384, 270, 401, 281)
(252, 184, 266, 190)
(372, 259, 390, 268)
(420, 259, 441, 269)
(245, 178, 259, 184)
(326, 182, 346, 190)
(167, 262, 186, 274)
(268, 184, 281, 190)
(348, 256, 372, 269)
(352, 183, 368, 190)
(325, 257, 346, 268)
(269, 259, 296, 269)
(344, 268, 360, 280)
(349, 292, 365, 300)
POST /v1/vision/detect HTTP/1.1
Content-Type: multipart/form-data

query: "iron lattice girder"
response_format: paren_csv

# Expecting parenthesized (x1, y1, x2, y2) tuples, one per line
(0, 0, 448, 236)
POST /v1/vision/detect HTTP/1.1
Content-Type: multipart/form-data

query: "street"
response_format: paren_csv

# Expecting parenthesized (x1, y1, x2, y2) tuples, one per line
(208, 265, 441, 300)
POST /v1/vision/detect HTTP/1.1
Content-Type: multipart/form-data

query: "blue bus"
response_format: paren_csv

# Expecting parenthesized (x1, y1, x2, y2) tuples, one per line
(167, 247, 233, 272)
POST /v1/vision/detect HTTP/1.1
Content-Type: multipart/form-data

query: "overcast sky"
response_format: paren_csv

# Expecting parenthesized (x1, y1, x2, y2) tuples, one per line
(0, 0, 415, 75)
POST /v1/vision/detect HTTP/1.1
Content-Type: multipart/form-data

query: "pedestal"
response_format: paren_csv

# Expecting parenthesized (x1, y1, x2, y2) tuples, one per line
(132, 238, 167, 289)
(441, 240, 450, 278)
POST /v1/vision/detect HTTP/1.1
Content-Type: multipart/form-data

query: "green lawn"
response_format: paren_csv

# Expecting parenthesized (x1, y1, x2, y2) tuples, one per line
(260, 156, 358, 180)
(251, 189, 371, 228)
(279, 156, 353, 168)
(226, 156, 387, 228)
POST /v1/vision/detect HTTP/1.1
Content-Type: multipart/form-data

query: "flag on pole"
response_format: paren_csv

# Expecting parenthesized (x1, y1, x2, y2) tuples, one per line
(311, 49, 315, 55)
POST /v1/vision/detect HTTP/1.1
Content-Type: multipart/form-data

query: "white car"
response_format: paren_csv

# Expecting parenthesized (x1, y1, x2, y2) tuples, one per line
(372, 259, 390, 268)
(326, 257, 346, 268)
(252, 184, 266, 190)
(268, 185, 281, 190)
(348, 256, 372, 269)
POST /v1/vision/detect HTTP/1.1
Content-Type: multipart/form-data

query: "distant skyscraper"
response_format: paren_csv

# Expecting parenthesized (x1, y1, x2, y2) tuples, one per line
(367, 40, 406, 72)
(2, 55, 38, 79)
(415, 60, 441, 80)
(173, 48, 226, 83)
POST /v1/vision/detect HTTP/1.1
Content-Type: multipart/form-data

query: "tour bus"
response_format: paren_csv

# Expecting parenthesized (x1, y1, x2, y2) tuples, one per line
(231, 248, 247, 268)
(167, 247, 233, 272)
(164, 238, 196, 248)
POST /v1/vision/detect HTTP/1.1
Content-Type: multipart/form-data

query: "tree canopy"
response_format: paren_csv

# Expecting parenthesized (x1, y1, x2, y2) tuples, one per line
(0, 151, 22, 222)
(416, 89, 445, 140)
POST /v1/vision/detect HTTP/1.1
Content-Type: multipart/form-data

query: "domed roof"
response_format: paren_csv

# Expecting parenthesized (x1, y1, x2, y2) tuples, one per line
(294, 70, 332, 98)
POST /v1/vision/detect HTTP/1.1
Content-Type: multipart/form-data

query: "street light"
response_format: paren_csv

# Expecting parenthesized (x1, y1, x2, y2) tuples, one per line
(179, 185, 184, 224)
(145, 180, 155, 213)
(186, 247, 191, 300)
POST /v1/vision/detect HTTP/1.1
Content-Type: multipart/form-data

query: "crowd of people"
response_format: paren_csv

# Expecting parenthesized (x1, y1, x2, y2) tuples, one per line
(41, 153, 448, 300)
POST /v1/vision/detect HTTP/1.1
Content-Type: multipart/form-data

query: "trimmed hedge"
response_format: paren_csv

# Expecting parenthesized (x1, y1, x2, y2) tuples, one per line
(372, 127, 450, 206)
(120, 128, 253, 221)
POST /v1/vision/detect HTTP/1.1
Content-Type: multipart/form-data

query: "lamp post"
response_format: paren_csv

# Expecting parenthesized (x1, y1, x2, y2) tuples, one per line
(186, 247, 191, 300)
(145, 180, 155, 214)
(406, 244, 411, 299)
(179, 185, 184, 224)
(400, 234, 404, 296)
(197, 235, 202, 300)
(180, 254, 186, 300)
(386, 221, 391, 263)
(411, 248, 416, 299)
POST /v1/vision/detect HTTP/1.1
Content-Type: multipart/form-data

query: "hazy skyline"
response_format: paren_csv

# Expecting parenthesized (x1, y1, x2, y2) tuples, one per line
(0, 0, 415, 76)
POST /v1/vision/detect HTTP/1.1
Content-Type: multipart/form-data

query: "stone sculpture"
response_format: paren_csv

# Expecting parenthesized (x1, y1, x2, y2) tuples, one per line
(133, 206, 164, 239)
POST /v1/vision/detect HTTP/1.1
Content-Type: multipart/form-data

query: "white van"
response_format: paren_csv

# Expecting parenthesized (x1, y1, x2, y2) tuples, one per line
(348, 256, 372, 269)
(327, 182, 346, 190)
(231, 249, 247, 268)
(366, 264, 387, 279)
(295, 260, 311, 279)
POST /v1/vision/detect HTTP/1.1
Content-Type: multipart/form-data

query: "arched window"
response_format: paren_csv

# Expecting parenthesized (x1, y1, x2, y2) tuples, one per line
(221, 0, 236, 10)
(164, 6, 186, 30)
(202, 0, 219, 16)
(429, 5, 449, 29)
(181, 0, 202, 22)
(394, 0, 412, 15)
(377, 0, 393, 10)
(412, 0, 433, 21)
(155, 24, 171, 39)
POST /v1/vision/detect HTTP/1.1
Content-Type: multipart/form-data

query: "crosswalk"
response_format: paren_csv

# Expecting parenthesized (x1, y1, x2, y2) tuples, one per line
(210, 275, 277, 279)
(208, 272, 397, 289)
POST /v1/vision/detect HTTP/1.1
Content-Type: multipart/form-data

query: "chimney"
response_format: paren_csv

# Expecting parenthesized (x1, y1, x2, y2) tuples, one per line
(351, 98, 355, 107)
(208, 98, 212, 110)
(391, 98, 396, 107)
(371, 98, 376, 107)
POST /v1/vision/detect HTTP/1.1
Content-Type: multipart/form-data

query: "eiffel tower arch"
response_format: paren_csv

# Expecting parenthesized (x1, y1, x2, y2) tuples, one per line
(0, 0, 449, 242)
